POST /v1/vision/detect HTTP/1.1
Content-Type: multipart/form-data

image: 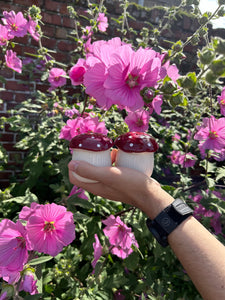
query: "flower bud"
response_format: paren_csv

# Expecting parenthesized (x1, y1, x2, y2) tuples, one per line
(141, 87, 155, 103)
(191, 35, 200, 46)
(161, 81, 177, 94)
(199, 49, 215, 65)
(180, 76, 194, 89)
(205, 71, 218, 84)
(19, 268, 38, 295)
(199, 16, 208, 25)
(89, 97, 96, 105)
(172, 41, 183, 52)
(28, 5, 42, 20)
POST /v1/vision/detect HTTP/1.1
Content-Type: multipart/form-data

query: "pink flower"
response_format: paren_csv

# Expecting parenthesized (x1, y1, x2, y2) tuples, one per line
(59, 116, 108, 141)
(27, 16, 40, 41)
(189, 192, 222, 235)
(2, 11, 28, 38)
(92, 234, 103, 269)
(97, 13, 108, 32)
(0, 267, 20, 284)
(102, 215, 139, 259)
(19, 270, 38, 295)
(162, 61, 180, 82)
(26, 203, 75, 256)
(64, 107, 80, 118)
(84, 38, 125, 109)
(5, 50, 22, 73)
(217, 87, 225, 116)
(84, 38, 92, 54)
(69, 59, 87, 86)
(125, 109, 150, 132)
(19, 202, 42, 221)
(48, 68, 67, 90)
(68, 185, 89, 200)
(81, 26, 93, 40)
(147, 95, 163, 115)
(0, 25, 11, 45)
(0, 219, 32, 272)
(169, 150, 183, 165)
(104, 46, 163, 111)
(194, 116, 225, 152)
(211, 149, 225, 161)
(179, 152, 197, 168)
(172, 133, 181, 141)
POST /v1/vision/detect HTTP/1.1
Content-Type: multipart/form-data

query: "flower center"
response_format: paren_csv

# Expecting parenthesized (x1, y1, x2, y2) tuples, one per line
(54, 76, 60, 82)
(126, 74, 139, 88)
(209, 130, 218, 139)
(221, 99, 225, 106)
(11, 23, 18, 31)
(136, 118, 143, 127)
(16, 236, 26, 249)
(44, 221, 55, 232)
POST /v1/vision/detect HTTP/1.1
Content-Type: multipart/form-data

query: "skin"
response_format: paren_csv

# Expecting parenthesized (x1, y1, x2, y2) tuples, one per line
(68, 150, 225, 300)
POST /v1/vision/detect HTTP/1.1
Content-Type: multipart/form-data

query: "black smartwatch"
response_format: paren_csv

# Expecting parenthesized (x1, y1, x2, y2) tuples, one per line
(146, 198, 193, 247)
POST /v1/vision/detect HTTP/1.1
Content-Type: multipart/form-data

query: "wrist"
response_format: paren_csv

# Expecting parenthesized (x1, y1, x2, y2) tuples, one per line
(138, 180, 174, 220)
(146, 198, 193, 247)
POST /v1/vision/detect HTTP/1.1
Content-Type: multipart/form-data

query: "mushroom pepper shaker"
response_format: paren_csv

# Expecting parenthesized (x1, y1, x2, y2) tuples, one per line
(114, 132, 159, 177)
(69, 132, 114, 183)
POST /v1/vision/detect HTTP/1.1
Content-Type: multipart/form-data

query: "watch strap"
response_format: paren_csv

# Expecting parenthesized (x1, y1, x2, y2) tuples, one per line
(146, 199, 193, 247)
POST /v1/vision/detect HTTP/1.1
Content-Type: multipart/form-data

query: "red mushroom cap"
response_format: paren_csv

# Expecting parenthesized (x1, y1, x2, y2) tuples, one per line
(114, 132, 159, 153)
(69, 133, 114, 152)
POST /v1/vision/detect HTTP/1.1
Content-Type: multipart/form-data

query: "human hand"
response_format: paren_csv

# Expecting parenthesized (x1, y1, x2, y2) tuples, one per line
(68, 150, 174, 219)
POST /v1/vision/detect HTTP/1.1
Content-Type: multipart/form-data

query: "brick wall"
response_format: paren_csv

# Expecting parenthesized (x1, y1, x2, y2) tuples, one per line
(0, 0, 225, 189)
(0, 0, 83, 188)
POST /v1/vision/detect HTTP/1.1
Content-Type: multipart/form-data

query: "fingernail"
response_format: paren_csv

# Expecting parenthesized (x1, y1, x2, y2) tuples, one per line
(71, 160, 80, 171)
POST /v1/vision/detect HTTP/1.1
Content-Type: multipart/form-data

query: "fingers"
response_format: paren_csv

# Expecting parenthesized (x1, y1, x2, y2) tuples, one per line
(68, 160, 116, 184)
(68, 160, 162, 208)
(68, 159, 151, 190)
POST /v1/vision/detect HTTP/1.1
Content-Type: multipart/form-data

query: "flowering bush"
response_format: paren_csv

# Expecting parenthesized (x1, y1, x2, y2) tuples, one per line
(0, 0, 225, 299)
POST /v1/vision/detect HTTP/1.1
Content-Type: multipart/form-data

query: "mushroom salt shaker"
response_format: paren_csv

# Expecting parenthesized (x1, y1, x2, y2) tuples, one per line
(69, 132, 114, 183)
(114, 132, 159, 177)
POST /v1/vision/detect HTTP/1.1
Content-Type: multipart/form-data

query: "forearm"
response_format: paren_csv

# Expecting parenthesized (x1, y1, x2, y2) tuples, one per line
(142, 184, 225, 300)
(168, 217, 225, 300)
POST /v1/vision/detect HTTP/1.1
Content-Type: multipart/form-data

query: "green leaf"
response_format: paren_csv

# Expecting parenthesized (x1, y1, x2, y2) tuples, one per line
(68, 194, 94, 210)
(3, 189, 38, 205)
(73, 212, 90, 220)
(206, 177, 215, 188)
(29, 256, 53, 266)
(124, 251, 139, 271)
(24, 294, 42, 300)
(216, 167, 225, 181)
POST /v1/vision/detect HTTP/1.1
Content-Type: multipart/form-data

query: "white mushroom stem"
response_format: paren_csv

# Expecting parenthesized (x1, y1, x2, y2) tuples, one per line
(115, 150, 154, 177)
(72, 148, 112, 183)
